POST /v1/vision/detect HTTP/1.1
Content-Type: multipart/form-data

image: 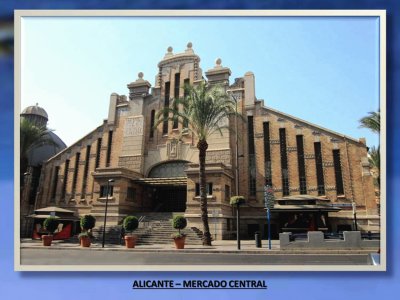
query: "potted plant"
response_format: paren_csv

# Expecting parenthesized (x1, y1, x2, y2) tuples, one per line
(79, 214, 96, 247)
(123, 216, 139, 248)
(42, 217, 59, 246)
(171, 215, 187, 249)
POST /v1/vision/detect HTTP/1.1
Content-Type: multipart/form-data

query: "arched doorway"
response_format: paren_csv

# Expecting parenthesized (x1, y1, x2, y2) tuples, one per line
(146, 160, 188, 212)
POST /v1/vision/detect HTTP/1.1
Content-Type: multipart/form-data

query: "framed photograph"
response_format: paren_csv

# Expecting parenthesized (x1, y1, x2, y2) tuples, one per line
(15, 10, 385, 271)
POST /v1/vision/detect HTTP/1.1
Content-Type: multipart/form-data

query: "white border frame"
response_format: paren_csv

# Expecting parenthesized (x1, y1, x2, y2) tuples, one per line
(14, 9, 386, 272)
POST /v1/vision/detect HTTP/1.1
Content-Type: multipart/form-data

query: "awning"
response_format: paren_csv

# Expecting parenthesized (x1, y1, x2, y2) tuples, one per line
(132, 177, 187, 186)
(27, 214, 60, 219)
(271, 204, 341, 212)
(34, 206, 75, 214)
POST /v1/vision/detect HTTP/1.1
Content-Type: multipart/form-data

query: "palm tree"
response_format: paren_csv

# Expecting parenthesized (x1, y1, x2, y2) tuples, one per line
(155, 81, 237, 246)
(368, 146, 380, 189)
(20, 118, 54, 179)
(359, 111, 380, 134)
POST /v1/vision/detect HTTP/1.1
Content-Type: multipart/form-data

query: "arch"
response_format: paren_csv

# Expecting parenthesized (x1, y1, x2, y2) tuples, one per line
(148, 160, 189, 178)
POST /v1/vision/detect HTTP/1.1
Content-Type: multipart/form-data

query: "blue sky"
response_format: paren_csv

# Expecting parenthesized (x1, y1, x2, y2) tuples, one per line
(21, 16, 380, 147)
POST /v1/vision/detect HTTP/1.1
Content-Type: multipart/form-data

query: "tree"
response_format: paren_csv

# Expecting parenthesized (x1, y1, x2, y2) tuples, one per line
(369, 146, 380, 188)
(20, 118, 54, 179)
(359, 110, 380, 212)
(155, 81, 237, 246)
(359, 111, 380, 134)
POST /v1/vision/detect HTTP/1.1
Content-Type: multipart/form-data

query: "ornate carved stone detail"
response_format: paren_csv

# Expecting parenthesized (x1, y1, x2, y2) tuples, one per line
(326, 186, 337, 191)
(307, 186, 318, 192)
(124, 116, 144, 137)
(270, 140, 280, 144)
(167, 139, 182, 159)
(205, 149, 231, 165)
(255, 133, 264, 139)
(323, 161, 334, 167)
(305, 154, 315, 159)
(287, 146, 297, 152)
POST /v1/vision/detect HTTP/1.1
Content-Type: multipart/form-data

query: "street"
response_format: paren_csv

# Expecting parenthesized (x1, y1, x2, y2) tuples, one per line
(20, 248, 371, 266)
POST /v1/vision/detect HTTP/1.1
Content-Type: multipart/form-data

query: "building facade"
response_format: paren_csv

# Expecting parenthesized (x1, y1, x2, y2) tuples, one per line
(32, 43, 379, 240)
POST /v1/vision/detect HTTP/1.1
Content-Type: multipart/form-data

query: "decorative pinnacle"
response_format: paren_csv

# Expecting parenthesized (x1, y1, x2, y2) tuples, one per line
(215, 58, 222, 67)
(187, 42, 193, 49)
(138, 72, 144, 79)
(167, 46, 173, 53)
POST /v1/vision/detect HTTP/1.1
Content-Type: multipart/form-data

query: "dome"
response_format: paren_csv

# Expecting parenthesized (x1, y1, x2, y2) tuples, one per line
(21, 103, 49, 120)
(26, 131, 67, 166)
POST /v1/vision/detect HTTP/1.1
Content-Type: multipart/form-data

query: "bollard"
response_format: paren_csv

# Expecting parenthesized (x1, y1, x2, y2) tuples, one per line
(255, 231, 262, 248)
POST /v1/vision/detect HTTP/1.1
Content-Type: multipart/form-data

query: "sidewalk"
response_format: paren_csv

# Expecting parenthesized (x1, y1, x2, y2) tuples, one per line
(20, 239, 373, 254)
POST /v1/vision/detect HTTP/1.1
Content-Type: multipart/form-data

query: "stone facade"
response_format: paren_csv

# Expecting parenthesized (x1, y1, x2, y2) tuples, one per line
(33, 43, 379, 239)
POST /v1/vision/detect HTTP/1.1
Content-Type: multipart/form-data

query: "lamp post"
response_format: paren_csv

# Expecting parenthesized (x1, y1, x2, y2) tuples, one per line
(352, 202, 358, 231)
(102, 179, 114, 248)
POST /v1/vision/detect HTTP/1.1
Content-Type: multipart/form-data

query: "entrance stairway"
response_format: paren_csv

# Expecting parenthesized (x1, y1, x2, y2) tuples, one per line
(90, 212, 203, 246)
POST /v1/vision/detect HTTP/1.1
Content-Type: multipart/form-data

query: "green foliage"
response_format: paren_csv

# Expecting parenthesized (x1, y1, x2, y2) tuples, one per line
(20, 118, 55, 175)
(155, 81, 238, 142)
(172, 215, 187, 231)
(43, 217, 59, 234)
(359, 111, 380, 134)
(230, 195, 245, 206)
(80, 215, 96, 231)
(123, 216, 139, 233)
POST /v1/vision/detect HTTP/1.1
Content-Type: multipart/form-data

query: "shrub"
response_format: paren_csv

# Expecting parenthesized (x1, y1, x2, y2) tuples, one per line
(123, 216, 139, 235)
(230, 195, 245, 206)
(172, 215, 187, 238)
(43, 217, 59, 235)
(80, 215, 96, 231)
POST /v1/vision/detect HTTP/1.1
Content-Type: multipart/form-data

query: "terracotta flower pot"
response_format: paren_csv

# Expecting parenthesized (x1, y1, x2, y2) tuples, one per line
(80, 236, 91, 247)
(124, 235, 137, 248)
(42, 235, 53, 246)
(173, 236, 186, 249)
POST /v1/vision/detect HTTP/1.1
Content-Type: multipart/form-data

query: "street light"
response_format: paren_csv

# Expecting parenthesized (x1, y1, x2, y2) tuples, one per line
(102, 179, 115, 248)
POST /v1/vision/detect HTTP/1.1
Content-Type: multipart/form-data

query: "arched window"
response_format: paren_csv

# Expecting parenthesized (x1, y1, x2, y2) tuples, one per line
(148, 161, 188, 178)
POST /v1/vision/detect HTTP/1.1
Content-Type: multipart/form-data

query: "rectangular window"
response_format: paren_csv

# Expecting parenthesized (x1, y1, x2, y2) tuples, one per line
(279, 128, 290, 196)
(333, 149, 345, 195)
(127, 187, 136, 201)
(100, 185, 113, 197)
(71, 152, 80, 196)
(263, 122, 272, 187)
(183, 79, 190, 128)
(296, 135, 307, 194)
(106, 131, 113, 167)
(51, 166, 59, 200)
(61, 159, 70, 200)
(173, 73, 180, 129)
(314, 142, 325, 195)
(81, 145, 91, 198)
(163, 82, 170, 134)
(247, 116, 257, 196)
(195, 183, 213, 196)
(95, 138, 102, 169)
(150, 110, 155, 138)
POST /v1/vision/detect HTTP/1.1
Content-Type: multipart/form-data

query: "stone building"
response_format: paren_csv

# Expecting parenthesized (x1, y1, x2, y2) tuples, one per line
(32, 43, 379, 240)
(20, 104, 67, 236)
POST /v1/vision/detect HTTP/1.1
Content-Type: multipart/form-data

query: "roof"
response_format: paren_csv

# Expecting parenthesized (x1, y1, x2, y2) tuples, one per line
(132, 177, 187, 186)
(35, 206, 75, 214)
(21, 103, 48, 120)
(27, 131, 67, 166)
(263, 105, 362, 145)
